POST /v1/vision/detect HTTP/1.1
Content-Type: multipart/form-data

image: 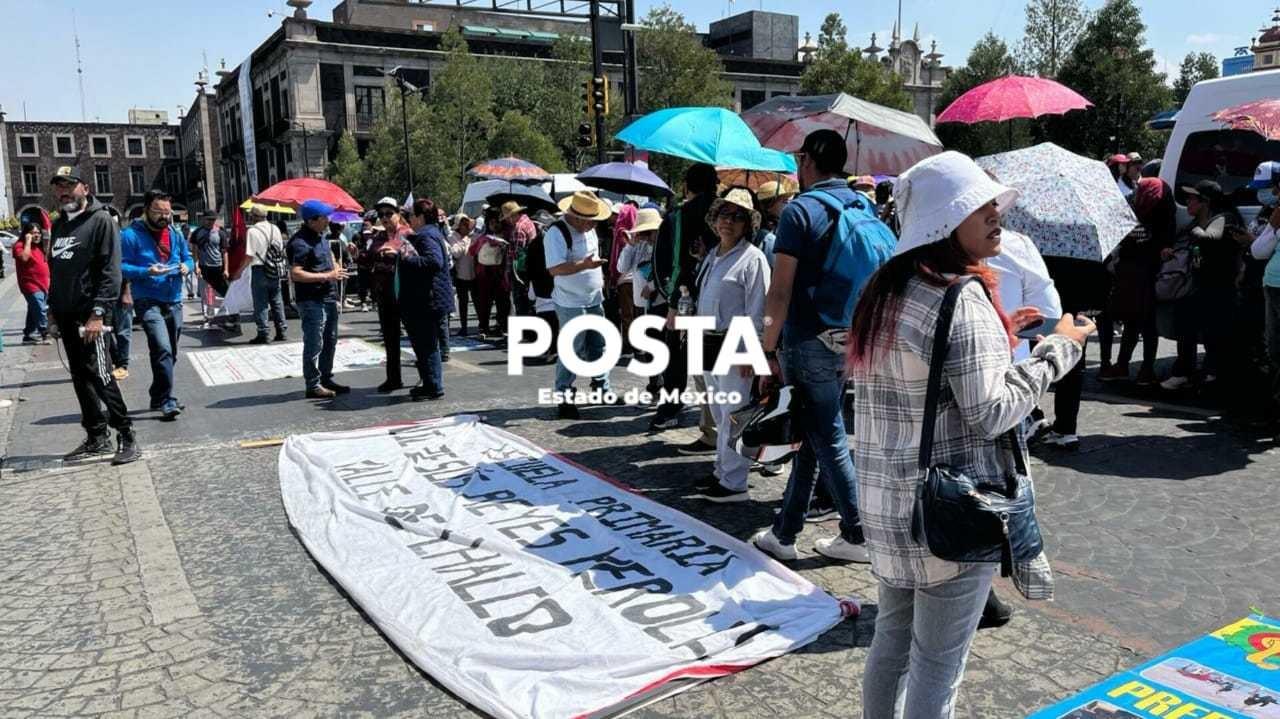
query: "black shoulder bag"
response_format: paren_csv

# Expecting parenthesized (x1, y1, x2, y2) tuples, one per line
(911, 278, 1044, 578)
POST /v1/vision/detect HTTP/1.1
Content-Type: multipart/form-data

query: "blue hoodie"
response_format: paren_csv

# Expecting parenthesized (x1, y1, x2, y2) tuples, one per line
(120, 219, 195, 304)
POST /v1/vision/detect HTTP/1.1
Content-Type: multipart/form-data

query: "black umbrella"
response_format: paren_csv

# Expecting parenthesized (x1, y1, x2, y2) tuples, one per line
(485, 183, 558, 215)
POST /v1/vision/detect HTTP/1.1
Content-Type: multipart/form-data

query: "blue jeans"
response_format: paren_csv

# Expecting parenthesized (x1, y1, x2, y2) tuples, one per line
(22, 291, 47, 338)
(771, 336, 863, 545)
(251, 265, 287, 338)
(299, 299, 338, 390)
(112, 302, 133, 369)
(553, 303, 612, 393)
(404, 311, 444, 394)
(134, 299, 183, 411)
(862, 564, 995, 718)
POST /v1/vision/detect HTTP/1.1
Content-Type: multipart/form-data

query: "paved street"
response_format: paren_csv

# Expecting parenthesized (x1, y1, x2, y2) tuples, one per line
(1, 273, 1277, 719)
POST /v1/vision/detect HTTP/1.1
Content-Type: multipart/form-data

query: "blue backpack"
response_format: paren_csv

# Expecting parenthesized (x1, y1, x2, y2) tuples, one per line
(805, 190, 897, 329)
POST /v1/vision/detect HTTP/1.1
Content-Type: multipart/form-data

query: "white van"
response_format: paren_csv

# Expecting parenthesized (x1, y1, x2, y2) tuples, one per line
(456, 174, 631, 222)
(1159, 69, 1280, 224)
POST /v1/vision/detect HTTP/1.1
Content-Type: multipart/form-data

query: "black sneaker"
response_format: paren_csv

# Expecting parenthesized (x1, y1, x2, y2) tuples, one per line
(648, 410, 679, 431)
(249, 334, 270, 345)
(22, 335, 36, 344)
(273, 332, 288, 343)
(64, 433, 114, 461)
(441, 354, 451, 363)
(696, 484, 750, 503)
(677, 439, 716, 455)
(557, 402, 580, 420)
(111, 431, 142, 466)
(977, 589, 1013, 630)
(376, 380, 404, 394)
(409, 385, 444, 401)
(322, 382, 351, 395)
(804, 503, 838, 523)
(694, 474, 721, 491)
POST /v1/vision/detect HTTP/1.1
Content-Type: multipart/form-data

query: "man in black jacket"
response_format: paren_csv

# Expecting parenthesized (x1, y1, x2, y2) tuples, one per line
(47, 166, 141, 465)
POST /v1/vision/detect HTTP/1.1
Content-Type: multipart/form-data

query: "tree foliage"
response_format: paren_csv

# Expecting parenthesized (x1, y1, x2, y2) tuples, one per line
(1173, 51, 1220, 105)
(934, 33, 1032, 157)
(326, 131, 364, 199)
(1017, 0, 1089, 78)
(636, 5, 733, 112)
(487, 111, 566, 173)
(800, 13, 913, 112)
(1044, 0, 1173, 159)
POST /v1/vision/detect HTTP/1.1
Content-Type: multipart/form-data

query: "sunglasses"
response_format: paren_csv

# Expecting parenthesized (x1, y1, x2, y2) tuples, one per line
(717, 209, 749, 222)
(378, 210, 396, 218)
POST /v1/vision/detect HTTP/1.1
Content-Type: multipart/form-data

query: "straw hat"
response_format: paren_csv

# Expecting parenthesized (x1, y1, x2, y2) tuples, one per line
(705, 187, 761, 235)
(892, 151, 1019, 257)
(557, 190, 612, 221)
(499, 200, 526, 221)
(757, 179, 798, 202)
(625, 207, 663, 236)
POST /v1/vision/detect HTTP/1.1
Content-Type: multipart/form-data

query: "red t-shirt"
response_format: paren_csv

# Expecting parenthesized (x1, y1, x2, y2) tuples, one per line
(12, 240, 50, 295)
(154, 226, 172, 263)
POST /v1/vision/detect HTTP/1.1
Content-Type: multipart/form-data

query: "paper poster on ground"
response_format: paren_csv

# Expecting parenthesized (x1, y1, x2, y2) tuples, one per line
(1030, 614, 1280, 719)
(187, 338, 394, 386)
(278, 415, 845, 719)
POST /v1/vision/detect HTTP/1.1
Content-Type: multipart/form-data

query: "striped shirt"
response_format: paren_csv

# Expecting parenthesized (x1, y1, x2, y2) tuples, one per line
(851, 277, 1081, 600)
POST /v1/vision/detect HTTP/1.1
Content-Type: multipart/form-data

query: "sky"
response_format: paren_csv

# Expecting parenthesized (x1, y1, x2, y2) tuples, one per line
(0, 0, 1270, 124)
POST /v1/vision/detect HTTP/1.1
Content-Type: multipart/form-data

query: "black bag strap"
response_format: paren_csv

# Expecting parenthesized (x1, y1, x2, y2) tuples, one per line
(917, 277, 1027, 491)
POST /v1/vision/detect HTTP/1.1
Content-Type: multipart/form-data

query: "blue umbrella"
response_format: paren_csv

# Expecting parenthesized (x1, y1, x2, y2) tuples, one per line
(576, 162, 672, 197)
(616, 107, 797, 172)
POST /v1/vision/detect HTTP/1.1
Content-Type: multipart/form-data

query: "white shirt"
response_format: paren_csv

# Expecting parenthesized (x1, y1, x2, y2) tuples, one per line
(987, 229, 1062, 360)
(694, 240, 771, 334)
(617, 241, 655, 309)
(1117, 176, 1134, 198)
(544, 223, 604, 308)
(246, 220, 282, 267)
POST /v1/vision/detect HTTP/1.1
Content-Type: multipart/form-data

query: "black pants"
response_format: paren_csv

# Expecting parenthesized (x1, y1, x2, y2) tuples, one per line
(455, 278, 473, 334)
(199, 264, 228, 297)
(377, 289, 405, 384)
(55, 315, 131, 435)
(1052, 338, 1087, 435)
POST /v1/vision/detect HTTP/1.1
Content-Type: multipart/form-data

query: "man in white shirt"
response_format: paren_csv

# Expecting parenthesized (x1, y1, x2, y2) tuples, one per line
(545, 191, 613, 420)
(244, 206, 288, 343)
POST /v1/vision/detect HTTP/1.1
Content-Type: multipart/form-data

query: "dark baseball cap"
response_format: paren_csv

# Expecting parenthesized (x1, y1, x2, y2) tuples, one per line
(50, 165, 83, 184)
(798, 129, 848, 174)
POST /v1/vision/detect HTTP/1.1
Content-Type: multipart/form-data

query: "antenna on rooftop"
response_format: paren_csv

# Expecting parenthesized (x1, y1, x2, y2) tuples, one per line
(72, 9, 87, 121)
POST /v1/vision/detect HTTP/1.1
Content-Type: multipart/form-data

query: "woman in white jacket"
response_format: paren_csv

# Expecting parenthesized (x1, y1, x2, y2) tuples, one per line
(690, 188, 771, 503)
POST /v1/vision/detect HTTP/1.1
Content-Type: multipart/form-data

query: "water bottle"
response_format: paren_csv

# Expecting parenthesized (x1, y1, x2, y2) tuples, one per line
(677, 285, 694, 316)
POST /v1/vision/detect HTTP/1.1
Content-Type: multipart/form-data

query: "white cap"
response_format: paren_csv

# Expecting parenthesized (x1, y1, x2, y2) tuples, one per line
(892, 151, 1019, 257)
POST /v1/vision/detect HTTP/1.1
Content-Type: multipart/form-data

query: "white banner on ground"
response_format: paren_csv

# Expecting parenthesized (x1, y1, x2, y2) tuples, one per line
(279, 416, 843, 719)
(187, 338, 392, 386)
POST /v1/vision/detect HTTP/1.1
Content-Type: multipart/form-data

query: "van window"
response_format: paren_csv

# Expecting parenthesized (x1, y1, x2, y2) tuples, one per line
(1176, 129, 1280, 207)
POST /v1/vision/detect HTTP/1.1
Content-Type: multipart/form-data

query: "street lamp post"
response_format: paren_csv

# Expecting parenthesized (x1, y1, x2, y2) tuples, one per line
(176, 106, 188, 206)
(589, 0, 607, 165)
(385, 67, 416, 200)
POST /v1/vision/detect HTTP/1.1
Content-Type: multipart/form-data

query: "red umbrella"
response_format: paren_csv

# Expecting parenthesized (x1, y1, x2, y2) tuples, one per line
(936, 75, 1093, 124)
(250, 178, 363, 213)
(467, 157, 551, 182)
(1212, 99, 1280, 140)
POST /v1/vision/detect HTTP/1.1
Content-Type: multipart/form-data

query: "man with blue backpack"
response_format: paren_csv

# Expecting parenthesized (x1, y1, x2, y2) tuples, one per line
(751, 129, 896, 563)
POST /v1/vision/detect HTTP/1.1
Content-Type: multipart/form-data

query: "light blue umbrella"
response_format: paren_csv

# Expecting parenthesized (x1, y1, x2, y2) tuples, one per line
(976, 142, 1137, 262)
(616, 107, 797, 172)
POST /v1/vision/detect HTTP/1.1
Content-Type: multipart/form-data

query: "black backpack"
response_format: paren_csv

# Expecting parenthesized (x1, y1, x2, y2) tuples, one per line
(517, 220, 571, 300)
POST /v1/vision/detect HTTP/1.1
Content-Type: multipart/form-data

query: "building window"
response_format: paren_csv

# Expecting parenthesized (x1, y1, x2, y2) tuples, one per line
(90, 135, 110, 157)
(161, 138, 178, 158)
(125, 136, 146, 158)
(165, 164, 181, 193)
(21, 165, 39, 195)
(16, 134, 37, 156)
(414, 21, 434, 31)
(94, 165, 112, 196)
(54, 134, 75, 157)
(280, 83, 290, 119)
(1267, 54, 1275, 66)
(355, 85, 385, 129)
(129, 166, 146, 194)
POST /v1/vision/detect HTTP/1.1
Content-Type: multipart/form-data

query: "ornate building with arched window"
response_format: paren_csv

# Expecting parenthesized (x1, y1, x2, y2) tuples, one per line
(863, 21, 950, 127)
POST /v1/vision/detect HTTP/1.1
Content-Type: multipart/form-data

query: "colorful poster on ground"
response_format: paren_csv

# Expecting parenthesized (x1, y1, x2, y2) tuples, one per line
(278, 415, 845, 719)
(187, 338, 394, 386)
(1030, 614, 1280, 719)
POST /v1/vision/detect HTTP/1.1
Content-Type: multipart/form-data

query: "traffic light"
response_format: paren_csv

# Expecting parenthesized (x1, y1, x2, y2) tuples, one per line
(582, 78, 594, 119)
(591, 76, 609, 117)
(576, 122, 594, 148)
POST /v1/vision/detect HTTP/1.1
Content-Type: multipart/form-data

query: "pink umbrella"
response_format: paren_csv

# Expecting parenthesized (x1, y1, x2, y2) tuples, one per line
(251, 178, 363, 213)
(936, 75, 1093, 125)
(1211, 99, 1280, 140)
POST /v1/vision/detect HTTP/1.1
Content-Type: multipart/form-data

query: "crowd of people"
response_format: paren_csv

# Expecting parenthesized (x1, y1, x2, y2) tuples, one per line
(23, 122, 1280, 716)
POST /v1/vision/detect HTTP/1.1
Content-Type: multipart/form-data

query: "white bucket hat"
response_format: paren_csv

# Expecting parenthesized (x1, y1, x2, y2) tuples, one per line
(892, 151, 1019, 257)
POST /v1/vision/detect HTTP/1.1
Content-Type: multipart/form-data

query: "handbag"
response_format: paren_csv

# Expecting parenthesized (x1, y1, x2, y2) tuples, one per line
(910, 278, 1044, 578)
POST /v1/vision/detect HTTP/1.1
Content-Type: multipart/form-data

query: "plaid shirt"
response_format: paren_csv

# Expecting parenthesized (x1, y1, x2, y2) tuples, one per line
(851, 277, 1082, 600)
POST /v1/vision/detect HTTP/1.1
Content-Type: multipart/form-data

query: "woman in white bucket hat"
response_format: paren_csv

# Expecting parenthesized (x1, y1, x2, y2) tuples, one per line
(846, 151, 1095, 717)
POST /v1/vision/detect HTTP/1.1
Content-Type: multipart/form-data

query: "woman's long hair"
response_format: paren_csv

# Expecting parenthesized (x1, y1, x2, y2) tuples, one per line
(848, 233, 1015, 368)
(19, 221, 41, 244)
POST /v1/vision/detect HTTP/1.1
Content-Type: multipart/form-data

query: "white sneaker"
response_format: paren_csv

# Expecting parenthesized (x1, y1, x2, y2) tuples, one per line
(1042, 431, 1079, 448)
(1161, 375, 1192, 391)
(813, 536, 871, 563)
(751, 528, 797, 561)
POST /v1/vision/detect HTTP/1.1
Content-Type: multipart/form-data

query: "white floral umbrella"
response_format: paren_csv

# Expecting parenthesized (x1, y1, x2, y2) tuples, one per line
(976, 142, 1137, 261)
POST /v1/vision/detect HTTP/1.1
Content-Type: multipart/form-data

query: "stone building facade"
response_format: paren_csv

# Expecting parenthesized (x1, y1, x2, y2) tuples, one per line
(2, 119, 183, 221)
